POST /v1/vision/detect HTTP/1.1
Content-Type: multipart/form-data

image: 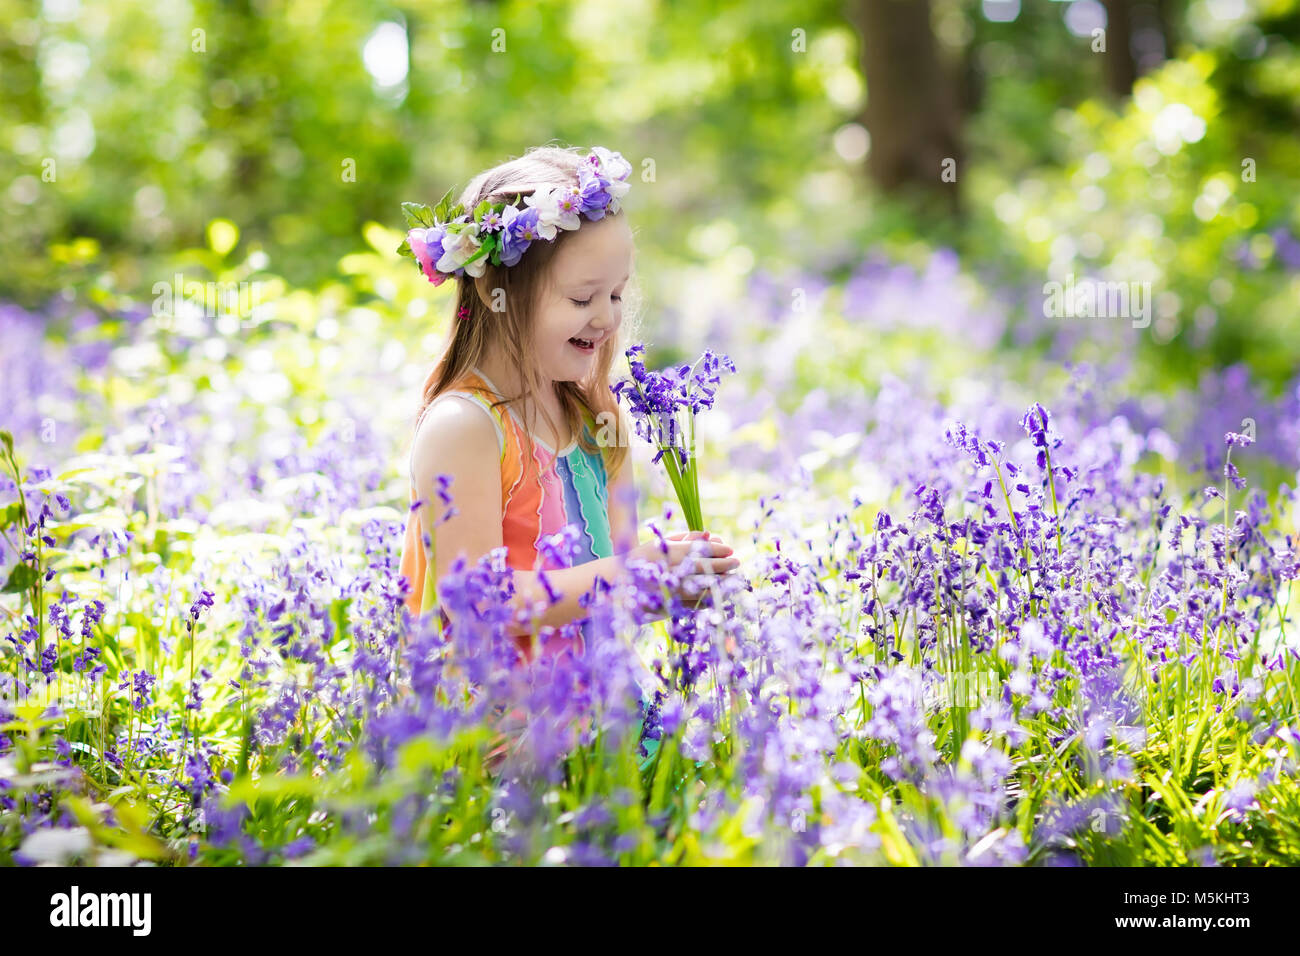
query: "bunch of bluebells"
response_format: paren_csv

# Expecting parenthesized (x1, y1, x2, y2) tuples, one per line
(612, 345, 736, 533)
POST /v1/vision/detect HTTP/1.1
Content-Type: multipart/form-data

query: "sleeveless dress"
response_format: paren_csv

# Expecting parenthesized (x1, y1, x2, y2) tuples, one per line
(398, 365, 660, 768)
(398, 365, 615, 663)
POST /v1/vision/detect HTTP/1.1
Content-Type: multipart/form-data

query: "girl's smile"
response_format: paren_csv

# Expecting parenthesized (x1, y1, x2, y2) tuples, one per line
(568, 330, 609, 354)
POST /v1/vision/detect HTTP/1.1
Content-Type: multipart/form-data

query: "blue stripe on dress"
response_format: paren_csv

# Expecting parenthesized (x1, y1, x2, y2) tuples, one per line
(556, 455, 600, 565)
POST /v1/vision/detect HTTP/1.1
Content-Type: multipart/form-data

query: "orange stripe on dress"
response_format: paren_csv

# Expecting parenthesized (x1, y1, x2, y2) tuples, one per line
(499, 411, 544, 572)
(399, 483, 425, 618)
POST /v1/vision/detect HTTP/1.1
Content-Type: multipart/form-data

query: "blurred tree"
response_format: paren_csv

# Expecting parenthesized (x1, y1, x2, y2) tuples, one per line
(2, 0, 1298, 396)
(1102, 0, 1139, 94)
(853, 0, 962, 216)
(1101, 0, 1176, 97)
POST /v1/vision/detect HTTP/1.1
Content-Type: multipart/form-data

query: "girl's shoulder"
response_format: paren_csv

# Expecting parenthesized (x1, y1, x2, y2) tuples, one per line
(408, 379, 509, 488)
(408, 392, 504, 502)
(426, 369, 509, 440)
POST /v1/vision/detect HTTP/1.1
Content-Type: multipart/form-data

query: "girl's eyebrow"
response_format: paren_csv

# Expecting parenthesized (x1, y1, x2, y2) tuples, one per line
(573, 272, 631, 286)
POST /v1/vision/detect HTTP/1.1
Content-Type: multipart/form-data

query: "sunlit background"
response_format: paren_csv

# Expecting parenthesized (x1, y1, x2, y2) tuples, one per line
(3, 0, 1300, 870)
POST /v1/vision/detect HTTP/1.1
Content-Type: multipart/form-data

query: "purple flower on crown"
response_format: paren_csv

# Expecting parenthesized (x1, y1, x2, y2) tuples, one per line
(587, 147, 632, 213)
(500, 204, 542, 267)
(576, 164, 613, 219)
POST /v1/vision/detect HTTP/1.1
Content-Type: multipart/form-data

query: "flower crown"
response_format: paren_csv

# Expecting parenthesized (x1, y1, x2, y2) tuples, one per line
(397, 146, 632, 287)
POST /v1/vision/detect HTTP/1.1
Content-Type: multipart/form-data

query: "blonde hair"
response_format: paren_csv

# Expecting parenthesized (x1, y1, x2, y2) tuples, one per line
(409, 145, 637, 481)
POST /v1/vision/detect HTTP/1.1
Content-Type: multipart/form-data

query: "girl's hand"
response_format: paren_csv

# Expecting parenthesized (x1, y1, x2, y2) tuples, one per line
(632, 530, 740, 606)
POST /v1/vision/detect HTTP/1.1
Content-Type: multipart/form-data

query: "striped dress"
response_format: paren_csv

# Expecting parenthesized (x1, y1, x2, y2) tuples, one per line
(398, 365, 614, 662)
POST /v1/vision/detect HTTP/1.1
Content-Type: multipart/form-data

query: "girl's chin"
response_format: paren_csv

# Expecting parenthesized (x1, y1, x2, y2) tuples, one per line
(541, 348, 597, 382)
(564, 349, 598, 367)
(545, 366, 586, 384)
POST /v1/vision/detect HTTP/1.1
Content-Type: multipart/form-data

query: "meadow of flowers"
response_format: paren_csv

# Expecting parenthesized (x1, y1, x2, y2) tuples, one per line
(2, 235, 1299, 867)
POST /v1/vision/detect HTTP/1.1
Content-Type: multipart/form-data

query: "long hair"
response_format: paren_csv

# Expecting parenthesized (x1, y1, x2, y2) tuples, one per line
(407, 145, 635, 482)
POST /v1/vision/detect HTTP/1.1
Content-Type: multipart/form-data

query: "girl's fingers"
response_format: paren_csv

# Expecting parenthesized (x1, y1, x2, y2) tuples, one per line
(670, 545, 733, 567)
(678, 557, 739, 576)
(685, 540, 733, 555)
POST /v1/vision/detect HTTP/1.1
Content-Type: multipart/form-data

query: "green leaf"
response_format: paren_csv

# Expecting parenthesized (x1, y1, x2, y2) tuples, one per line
(0, 502, 21, 528)
(460, 234, 496, 269)
(473, 198, 492, 220)
(328, 597, 352, 647)
(1, 562, 39, 594)
(401, 202, 435, 229)
(431, 186, 457, 223)
(396, 238, 412, 259)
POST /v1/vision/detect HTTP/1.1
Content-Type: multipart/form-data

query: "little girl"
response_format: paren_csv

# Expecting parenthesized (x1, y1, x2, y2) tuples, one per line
(397, 144, 739, 670)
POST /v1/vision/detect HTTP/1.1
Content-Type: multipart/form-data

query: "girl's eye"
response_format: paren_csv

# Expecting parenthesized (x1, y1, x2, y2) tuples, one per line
(570, 294, 622, 307)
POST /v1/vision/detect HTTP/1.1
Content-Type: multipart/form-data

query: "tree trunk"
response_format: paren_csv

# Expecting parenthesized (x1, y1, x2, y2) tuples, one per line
(853, 0, 962, 217)
(1101, 0, 1138, 97)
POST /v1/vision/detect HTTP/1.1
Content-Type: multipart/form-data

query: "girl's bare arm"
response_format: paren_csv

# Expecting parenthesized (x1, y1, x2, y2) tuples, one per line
(412, 399, 736, 635)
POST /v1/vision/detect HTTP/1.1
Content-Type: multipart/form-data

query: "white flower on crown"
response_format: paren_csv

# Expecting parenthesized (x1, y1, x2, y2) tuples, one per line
(436, 221, 487, 277)
(591, 147, 632, 214)
(524, 184, 581, 239)
(605, 177, 631, 215)
(591, 146, 632, 182)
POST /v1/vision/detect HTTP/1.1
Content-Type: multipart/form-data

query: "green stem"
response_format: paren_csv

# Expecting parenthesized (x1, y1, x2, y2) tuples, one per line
(660, 443, 702, 532)
(1, 434, 43, 662)
(1043, 444, 1063, 557)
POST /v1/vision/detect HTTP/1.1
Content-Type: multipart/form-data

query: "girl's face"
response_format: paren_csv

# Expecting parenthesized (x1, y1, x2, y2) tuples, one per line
(533, 213, 634, 383)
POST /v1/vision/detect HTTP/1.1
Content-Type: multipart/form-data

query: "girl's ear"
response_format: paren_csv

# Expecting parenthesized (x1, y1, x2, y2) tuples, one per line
(474, 274, 509, 315)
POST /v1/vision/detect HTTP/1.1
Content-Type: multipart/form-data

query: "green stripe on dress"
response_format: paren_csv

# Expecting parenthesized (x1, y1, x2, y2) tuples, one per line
(569, 443, 613, 559)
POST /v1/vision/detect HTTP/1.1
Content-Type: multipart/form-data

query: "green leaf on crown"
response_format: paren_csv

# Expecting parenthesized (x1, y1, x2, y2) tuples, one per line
(401, 202, 435, 229)
(459, 233, 497, 269)
(433, 187, 466, 224)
